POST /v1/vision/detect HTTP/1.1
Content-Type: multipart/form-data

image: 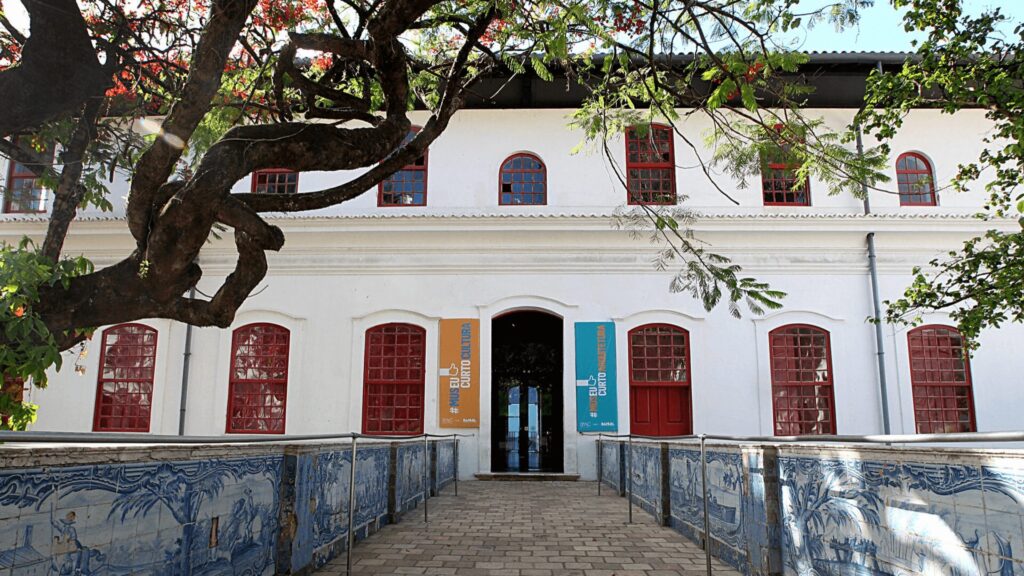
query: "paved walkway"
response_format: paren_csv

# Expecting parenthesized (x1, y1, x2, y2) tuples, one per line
(316, 481, 742, 576)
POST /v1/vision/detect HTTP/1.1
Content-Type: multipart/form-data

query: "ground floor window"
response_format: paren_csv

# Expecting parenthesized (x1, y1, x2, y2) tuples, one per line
(908, 325, 975, 433)
(628, 323, 692, 436)
(363, 323, 426, 435)
(769, 324, 836, 435)
(226, 323, 290, 434)
(93, 323, 158, 432)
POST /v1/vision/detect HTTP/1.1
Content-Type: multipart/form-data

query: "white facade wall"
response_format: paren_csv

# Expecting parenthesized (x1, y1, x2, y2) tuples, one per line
(2, 108, 1021, 479)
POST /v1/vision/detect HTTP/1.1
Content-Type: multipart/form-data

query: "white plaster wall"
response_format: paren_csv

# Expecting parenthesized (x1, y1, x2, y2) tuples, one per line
(4, 107, 1023, 479)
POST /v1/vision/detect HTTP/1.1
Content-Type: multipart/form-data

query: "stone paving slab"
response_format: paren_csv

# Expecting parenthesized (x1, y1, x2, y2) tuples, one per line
(315, 481, 742, 576)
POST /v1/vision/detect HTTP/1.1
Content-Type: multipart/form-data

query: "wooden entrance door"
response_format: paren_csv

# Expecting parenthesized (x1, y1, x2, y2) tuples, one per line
(628, 324, 692, 436)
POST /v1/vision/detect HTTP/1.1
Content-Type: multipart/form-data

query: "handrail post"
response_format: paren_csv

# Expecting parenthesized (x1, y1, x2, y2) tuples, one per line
(346, 435, 358, 576)
(453, 435, 459, 497)
(423, 435, 429, 524)
(597, 435, 603, 496)
(627, 434, 634, 524)
(700, 434, 712, 576)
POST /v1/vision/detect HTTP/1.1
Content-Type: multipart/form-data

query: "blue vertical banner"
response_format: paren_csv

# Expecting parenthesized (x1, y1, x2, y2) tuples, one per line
(575, 322, 618, 432)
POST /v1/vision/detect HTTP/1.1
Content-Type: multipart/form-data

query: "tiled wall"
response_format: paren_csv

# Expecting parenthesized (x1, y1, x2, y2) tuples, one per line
(0, 439, 459, 576)
(600, 441, 1024, 576)
(626, 442, 666, 523)
(599, 441, 624, 495)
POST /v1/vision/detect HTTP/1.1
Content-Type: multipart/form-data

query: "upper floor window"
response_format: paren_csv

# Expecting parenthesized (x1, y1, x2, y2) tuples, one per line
(4, 136, 53, 214)
(627, 323, 692, 436)
(379, 128, 427, 207)
(499, 153, 547, 205)
(761, 130, 809, 206)
(93, 323, 158, 432)
(896, 152, 936, 206)
(769, 324, 836, 435)
(626, 124, 676, 205)
(907, 325, 975, 433)
(251, 169, 298, 194)
(363, 323, 426, 435)
(227, 323, 290, 434)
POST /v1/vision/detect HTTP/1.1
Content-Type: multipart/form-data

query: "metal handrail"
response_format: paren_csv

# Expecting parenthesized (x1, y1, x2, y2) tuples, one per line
(591, 430, 1024, 576)
(0, 430, 471, 576)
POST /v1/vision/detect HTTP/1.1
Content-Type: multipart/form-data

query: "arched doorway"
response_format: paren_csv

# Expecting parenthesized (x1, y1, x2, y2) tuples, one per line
(491, 310, 563, 472)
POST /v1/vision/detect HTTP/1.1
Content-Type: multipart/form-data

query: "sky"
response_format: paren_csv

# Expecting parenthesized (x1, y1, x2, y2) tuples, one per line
(789, 0, 1024, 52)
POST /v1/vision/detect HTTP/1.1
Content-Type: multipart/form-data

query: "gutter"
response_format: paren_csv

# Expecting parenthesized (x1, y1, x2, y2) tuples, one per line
(177, 286, 195, 435)
(857, 60, 893, 434)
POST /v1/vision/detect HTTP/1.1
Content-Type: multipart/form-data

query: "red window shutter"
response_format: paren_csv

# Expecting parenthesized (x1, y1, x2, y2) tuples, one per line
(226, 323, 290, 434)
(628, 324, 691, 436)
(499, 153, 547, 206)
(93, 323, 158, 432)
(379, 127, 428, 206)
(363, 323, 426, 435)
(625, 125, 676, 205)
(908, 325, 976, 433)
(895, 152, 937, 206)
(769, 324, 836, 435)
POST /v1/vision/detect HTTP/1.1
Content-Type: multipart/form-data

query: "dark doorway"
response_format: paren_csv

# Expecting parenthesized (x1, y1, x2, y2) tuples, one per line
(491, 311, 563, 473)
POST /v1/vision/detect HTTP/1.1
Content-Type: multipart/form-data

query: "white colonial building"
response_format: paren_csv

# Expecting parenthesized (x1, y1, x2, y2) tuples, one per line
(3, 54, 1021, 479)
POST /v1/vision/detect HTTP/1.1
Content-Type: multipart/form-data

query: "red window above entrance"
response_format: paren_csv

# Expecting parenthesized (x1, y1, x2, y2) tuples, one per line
(379, 127, 428, 206)
(363, 323, 426, 435)
(93, 323, 158, 432)
(499, 153, 547, 205)
(907, 325, 975, 433)
(768, 324, 836, 436)
(896, 152, 936, 206)
(628, 323, 692, 436)
(227, 323, 290, 434)
(761, 131, 809, 206)
(251, 169, 298, 194)
(625, 124, 676, 205)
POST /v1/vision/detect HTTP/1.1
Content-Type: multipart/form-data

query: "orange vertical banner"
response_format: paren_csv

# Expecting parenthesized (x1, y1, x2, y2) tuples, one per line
(438, 319, 480, 428)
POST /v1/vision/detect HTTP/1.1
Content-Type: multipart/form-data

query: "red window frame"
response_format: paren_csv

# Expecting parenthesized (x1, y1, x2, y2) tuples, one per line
(4, 136, 53, 214)
(761, 129, 810, 206)
(627, 323, 692, 436)
(362, 323, 426, 435)
(251, 169, 299, 194)
(378, 127, 428, 207)
(226, 323, 290, 434)
(92, 323, 158, 433)
(896, 152, 937, 206)
(907, 325, 976, 433)
(768, 324, 836, 435)
(499, 153, 547, 206)
(625, 124, 676, 205)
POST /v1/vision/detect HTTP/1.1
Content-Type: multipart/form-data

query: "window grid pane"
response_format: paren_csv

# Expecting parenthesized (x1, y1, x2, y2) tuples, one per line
(761, 143, 809, 206)
(499, 154, 547, 205)
(93, 324, 158, 432)
(769, 325, 836, 436)
(626, 126, 676, 205)
(908, 326, 975, 433)
(251, 170, 298, 194)
(896, 152, 936, 206)
(628, 324, 691, 437)
(363, 323, 426, 435)
(227, 323, 290, 434)
(4, 136, 52, 214)
(379, 129, 428, 206)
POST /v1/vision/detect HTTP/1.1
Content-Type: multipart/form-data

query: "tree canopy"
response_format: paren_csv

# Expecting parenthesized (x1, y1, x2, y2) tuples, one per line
(0, 0, 1021, 428)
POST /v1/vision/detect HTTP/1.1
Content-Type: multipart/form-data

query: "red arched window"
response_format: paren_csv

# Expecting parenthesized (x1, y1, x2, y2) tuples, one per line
(769, 324, 836, 435)
(93, 323, 158, 432)
(895, 152, 936, 206)
(628, 324, 691, 436)
(761, 130, 809, 206)
(625, 124, 676, 205)
(908, 325, 975, 433)
(251, 169, 298, 194)
(227, 323, 290, 434)
(4, 135, 54, 213)
(363, 323, 426, 435)
(379, 127, 427, 206)
(499, 153, 547, 205)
